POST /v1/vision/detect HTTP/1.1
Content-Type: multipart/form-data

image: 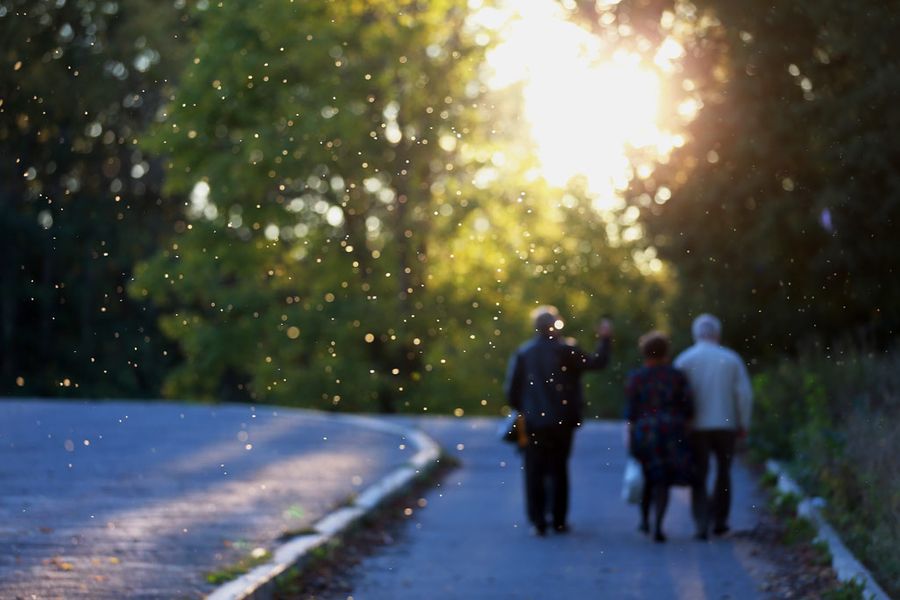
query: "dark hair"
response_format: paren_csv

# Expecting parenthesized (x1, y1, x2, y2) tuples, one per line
(531, 305, 562, 335)
(639, 330, 669, 359)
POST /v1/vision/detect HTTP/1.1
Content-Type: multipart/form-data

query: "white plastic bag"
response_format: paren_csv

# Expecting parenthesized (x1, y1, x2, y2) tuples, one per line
(621, 457, 644, 505)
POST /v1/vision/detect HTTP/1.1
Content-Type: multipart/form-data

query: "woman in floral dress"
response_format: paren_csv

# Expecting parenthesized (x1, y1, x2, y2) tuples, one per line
(625, 331, 695, 542)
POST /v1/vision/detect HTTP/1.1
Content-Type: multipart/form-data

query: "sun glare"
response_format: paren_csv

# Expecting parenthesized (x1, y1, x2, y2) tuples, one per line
(482, 0, 670, 207)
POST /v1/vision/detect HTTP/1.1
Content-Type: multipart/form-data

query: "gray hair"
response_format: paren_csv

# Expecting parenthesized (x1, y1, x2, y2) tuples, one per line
(692, 313, 721, 342)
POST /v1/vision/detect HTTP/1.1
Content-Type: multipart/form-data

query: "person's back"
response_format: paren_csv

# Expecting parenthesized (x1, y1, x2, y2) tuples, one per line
(626, 332, 698, 542)
(674, 340, 751, 431)
(509, 335, 603, 430)
(504, 306, 612, 535)
(673, 313, 752, 536)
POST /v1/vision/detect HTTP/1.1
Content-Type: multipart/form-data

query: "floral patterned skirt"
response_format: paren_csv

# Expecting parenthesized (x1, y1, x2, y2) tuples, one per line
(630, 415, 697, 486)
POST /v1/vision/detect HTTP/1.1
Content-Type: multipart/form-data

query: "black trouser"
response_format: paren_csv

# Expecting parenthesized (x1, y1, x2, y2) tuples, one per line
(639, 468, 707, 538)
(639, 467, 671, 538)
(691, 429, 737, 531)
(523, 426, 575, 530)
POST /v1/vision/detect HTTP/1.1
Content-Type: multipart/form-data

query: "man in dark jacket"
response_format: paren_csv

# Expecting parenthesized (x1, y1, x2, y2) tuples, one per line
(505, 305, 613, 535)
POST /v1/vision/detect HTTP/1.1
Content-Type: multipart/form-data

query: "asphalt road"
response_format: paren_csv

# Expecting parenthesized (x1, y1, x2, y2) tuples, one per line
(343, 417, 776, 599)
(1, 403, 777, 599)
(0, 400, 411, 599)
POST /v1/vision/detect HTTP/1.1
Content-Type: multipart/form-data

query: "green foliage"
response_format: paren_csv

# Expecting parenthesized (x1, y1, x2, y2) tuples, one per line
(822, 578, 867, 600)
(132, 0, 491, 410)
(759, 470, 779, 489)
(750, 347, 900, 597)
(769, 491, 800, 519)
(783, 515, 817, 546)
(0, 0, 190, 396)
(132, 1, 671, 415)
(205, 548, 272, 585)
(579, 0, 900, 359)
(811, 540, 832, 568)
(749, 363, 836, 463)
(568, 2, 900, 585)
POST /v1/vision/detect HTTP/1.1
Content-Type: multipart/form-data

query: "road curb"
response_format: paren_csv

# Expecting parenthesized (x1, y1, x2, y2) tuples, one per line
(765, 460, 891, 600)
(206, 413, 441, 600)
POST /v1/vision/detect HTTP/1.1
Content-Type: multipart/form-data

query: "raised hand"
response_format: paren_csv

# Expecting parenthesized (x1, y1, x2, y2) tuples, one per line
(596, 318, 613, 339)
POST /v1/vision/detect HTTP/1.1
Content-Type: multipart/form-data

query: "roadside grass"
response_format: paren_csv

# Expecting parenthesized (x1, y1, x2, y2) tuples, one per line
(273, 453, 458, 599)
(276, 492, 363, 542)
(276, 527, 319, 542)
(782, 515, 816, 546)
(750, 346, 899, 597)
(809, 540, 832, 567)
(766, 489, 817, 547)
(749, 483, 849, 598)
(759, 469, 779, 489)
(821, 578, 868, 600)
(768, 490, 800, 519)
(204, 453, 455, 594)
(205, 547, 272, 585)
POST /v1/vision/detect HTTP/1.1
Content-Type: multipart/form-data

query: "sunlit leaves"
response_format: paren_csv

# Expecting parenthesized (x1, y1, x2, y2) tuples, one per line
(583, 0, 900, 355)
(134, 0, 496, 410)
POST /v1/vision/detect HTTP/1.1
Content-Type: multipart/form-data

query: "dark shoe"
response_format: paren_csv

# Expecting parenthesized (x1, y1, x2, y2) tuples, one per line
(653, 531, 667, 543)
(553, 523, 570, 534)
(694, 532, 709, 542)
(638, 521, 650, 535)
(531, 524, 547, 537)
(712, 525, 730, 536)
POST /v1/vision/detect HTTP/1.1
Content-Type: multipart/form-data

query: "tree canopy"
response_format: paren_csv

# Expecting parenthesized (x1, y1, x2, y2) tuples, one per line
(4, 0, 897, 412)
(129, 0, 666, 415)
(1, 0, 189, 395)
(567, 0, 900, 359)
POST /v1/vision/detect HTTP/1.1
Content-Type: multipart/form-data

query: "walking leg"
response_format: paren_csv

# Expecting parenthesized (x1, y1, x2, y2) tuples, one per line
(691, 479, 709, 539)
(711, 430, 736, 534)
(550, 428, 573, 531)
(691, 432, 711, 537)
(524, 437, 547, 534)
(652, 483, 670, 543)
(639, 472, 651, 533)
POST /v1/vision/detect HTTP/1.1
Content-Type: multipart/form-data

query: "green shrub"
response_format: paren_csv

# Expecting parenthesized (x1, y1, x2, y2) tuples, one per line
(759, 470, 779, 489)
(810, 539, 832, 567)
(822, 578, 867, 600)
(750, 346, 900, 597)
(783, 516, 817, 546)
(205, 548, 272, 585)
(770, 491, 800, 519)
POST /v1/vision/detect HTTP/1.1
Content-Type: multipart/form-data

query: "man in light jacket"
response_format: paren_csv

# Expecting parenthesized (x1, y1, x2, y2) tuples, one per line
(674, 313, 753, 537)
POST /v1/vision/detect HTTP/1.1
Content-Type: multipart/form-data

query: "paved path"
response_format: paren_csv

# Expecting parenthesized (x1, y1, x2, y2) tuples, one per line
(345, 417, 776, 599)
(0, 400, 411, 599)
